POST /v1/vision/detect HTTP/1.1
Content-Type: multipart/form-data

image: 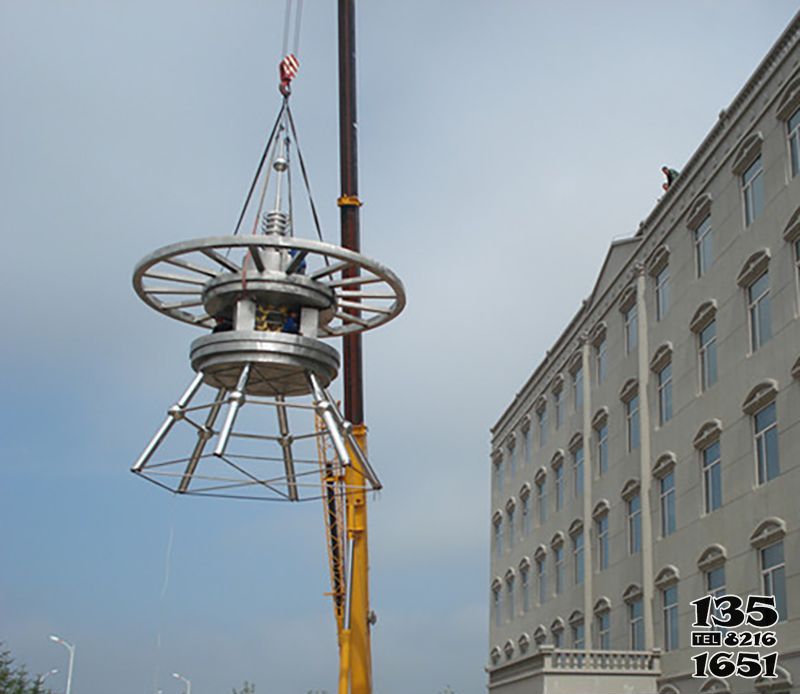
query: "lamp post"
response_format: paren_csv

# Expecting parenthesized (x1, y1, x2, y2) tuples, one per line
(37, 669, 58, 688)
(48, 635, 75, 694)
(172, 672, 191, 694)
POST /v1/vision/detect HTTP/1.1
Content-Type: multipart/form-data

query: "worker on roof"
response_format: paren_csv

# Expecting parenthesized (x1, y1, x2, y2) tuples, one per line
(662, 165, 680, 190)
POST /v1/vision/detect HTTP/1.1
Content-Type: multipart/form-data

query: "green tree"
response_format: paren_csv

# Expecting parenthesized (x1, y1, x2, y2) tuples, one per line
(232, 681, 255, 694)
(0, 644, 51, 694)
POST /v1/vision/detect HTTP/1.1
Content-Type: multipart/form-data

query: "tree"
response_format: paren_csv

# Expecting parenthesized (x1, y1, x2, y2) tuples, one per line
(0, 644, 51, 694)
(232, 681, 255, 694)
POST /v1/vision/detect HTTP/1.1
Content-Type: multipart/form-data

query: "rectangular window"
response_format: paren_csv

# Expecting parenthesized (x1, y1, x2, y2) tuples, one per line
(554, 390, 563, 429)
(596, 515, 609, 570)
(748, 271, 772, 351)
(761, 541, 787, 621)
(523, 427, 530, 466)
(573, 532, 584, 585)
(626, 395, 640, 452)
(795, 239, 800, 309)
(660, 470, 676, 536)
(742, 155, 764, 226)
(655, 265, 670, 320)
(573, 445, 584, 497)
(536, 557, 546, 605)
(573, 367, 584, 411)
(572, 622, 584, 649)
(494, 460, 504, 492)
(694, 215, 713, 277)
(596, 338, 607, 384)
(507, 580, 515, 621)
(706, 565, 726, 630)
(624, 305, 638, 355)
(509, 444, 516, 479)
(507, 509, 515, 549)
(521, 495, 531, 537)
(493, 587, 502, 627)
(789, 107, 800, 178)
(554, 546, 564, 595)
(536, 479, 546, 524)
(553, 629, 563, 649)
(699, 320, 718, 391)
(702, 441, 722, 513)
(662, 585, 679, 651)
(538, 408, 548, 447)
(754, 402, 779, 484)
(657, 363, 673, 426)
(596, 423, 608, 475)
(628, 493, 641, 555)
(597, 612, 611, 650)
(629, 598, 644, 650)
(521, 568, 531, 613)
(555, 464, 564, 511)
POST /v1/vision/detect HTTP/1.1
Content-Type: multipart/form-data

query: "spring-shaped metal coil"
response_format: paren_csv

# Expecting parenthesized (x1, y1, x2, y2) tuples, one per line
(261, 210, 290, 235)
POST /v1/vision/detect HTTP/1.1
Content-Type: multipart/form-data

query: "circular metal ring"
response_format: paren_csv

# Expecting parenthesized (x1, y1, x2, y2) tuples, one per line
(132, 235, 405, 336)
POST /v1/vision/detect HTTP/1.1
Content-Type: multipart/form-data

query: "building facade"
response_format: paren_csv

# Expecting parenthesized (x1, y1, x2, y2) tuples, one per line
(489, 13, 800, 694)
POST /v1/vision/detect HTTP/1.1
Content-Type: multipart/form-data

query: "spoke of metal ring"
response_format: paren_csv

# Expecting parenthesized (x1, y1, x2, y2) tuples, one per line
(337, 300, 392, 315)
(200, 248, 241, 272)
(334, 312, 370, 327)
(248, 248, 266, 272)
(275, 395, 299, 501)
(337, 291, 395, 299)
(178, 388, 227, 494)
(309, 259, 354, 280)
(144, 287, 204, 296)
(160, 299, 205, 310)
(132, 373, 205, 472)
(143, 271, 206, 286)
(164, 257, 220, 278)
(326, 275, 381, 289)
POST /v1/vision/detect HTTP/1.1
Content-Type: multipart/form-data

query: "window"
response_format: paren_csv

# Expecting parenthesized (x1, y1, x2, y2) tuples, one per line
(572, 532, 584, 585)
(538, 408, 548, 447)
(596, 612, 611, 650)
(521, 494, 531, 537)
(554, 545, 564, 595)
(790, 107, 800, 177)
(742, 155, 764, 226)
(706, 565, 726, 629)
(522, 426, 530, 466)
(571, 621, 585, 649)
(554, 463, 564, 511)
(493, 516, 503, 560)
(492, 585, 502, 627)
(754, 402, 779, 484)
(795, 239, 800, 305)
(624, 304, 638, 355)
(573, 367, 584, 411)
(536, 478, 547, 524)
(506, 577, 515, 621)
(507, 507, 515, 549)
(596, 338, 607, 384)
(626, 395, 640, 452)
(662, 585, 679, 651)
(694, 214, 713, 277)
(657, 363, 673, 425)
(627, 493, 641, 554)
(761, 541, 787, 621)
(702, 441, 722, 513)
(572, 445, 584, 497)
(521, 566, 531, 613)
(699, 320, 717, 390)
(508, 443, 516, 479)
(655, 265, 670, 320)
(629, 597, 644, 650)
(554, 390, 563, 429)
(596, 515, 609, 570)
(552, 624, 563, 648)
(536, 556, 547, 604)
(660, 470, 676, 536)
(747, 272, 772, 351)
(494, 457, 504, 491)
(595, 422, 608, 475)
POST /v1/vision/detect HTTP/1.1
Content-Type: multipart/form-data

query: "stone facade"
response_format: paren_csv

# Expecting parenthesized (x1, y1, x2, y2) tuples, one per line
(489, 11, 800, 694)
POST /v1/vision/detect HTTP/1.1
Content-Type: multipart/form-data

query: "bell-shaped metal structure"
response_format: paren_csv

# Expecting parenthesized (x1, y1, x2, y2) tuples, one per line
(130, 102, 404, 502)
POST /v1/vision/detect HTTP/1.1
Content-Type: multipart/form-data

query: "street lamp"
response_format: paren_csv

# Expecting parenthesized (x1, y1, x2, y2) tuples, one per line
(48, 635, 75, 694)
(37, 669, 58, 687)
(172, 672, 191, 694)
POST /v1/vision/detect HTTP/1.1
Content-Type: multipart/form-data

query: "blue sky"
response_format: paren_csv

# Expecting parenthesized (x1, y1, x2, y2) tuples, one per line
(2, 2, 799, 693)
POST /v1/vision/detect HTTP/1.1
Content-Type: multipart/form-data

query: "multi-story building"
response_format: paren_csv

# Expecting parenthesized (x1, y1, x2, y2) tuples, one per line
(488, 12, 800, 694)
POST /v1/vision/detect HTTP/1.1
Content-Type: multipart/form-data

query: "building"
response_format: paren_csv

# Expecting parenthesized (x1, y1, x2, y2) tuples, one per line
(488, 12, 800, 694)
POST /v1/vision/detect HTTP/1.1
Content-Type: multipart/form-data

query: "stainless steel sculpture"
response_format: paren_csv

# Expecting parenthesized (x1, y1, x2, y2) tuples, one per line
(131, 111, 405, 502)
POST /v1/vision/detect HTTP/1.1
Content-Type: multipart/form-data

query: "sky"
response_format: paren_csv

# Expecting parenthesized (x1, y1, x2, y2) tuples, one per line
(1, 2, 799, 693)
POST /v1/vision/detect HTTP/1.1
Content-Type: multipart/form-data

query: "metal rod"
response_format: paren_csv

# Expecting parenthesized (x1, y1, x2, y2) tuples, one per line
(164, 257, 219, 278)
(275, 395, 299, 501)
(178, 388, 226, 493)
(307, 372, 350, 465)
(200, 248, 240, 272)
(132, 373, 204, 472)
(214, 364, 251, 457)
